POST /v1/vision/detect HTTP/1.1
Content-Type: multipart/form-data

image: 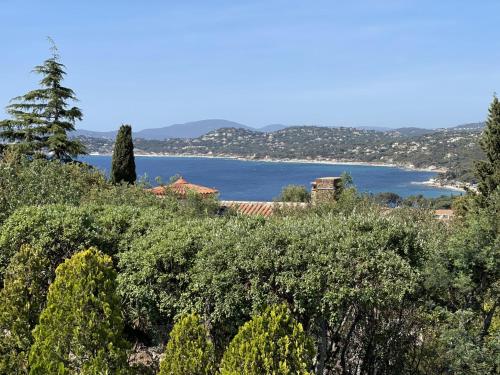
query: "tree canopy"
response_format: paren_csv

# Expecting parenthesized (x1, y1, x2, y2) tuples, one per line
(111, 124, 136, 184)
(0, 42, 85, 160)
(475, 95, 500, 198)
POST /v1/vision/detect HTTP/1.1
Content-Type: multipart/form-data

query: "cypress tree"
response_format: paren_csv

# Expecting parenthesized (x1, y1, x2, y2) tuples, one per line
(159, 314, 216, 375)
(28, 248, 130, 374)
(111, 124, 136, 184)
(475, 95, 500, 198)
(0, 40, 85, 160)
(219, 304, 314, 375)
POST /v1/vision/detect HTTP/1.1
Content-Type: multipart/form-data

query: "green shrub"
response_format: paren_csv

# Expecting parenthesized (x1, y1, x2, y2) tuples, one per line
(275, 185, 311, 203)
(159, 313, 215, 375)
(186, 211, 436, 372)
(0, 156, 106, 223)
(0, 246, 49, 374)
(29, 248, 130, 374)
(0, 204, 143, 282)
(117, 217, 215, 340)
(219, 304, 314, 375)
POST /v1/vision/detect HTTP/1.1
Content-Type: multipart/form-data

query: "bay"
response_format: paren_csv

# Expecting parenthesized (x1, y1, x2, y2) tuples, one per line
(80, 155, 459, 201)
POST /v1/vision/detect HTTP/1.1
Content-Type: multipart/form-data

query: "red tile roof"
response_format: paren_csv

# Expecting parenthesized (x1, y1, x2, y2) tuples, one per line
(434, 209, 454, 220)
(148, 177, 218, 198)
(220, 201, 308, 217)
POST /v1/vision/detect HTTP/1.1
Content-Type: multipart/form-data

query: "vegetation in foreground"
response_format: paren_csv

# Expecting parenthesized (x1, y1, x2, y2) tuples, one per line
(0, 47, 498, 374)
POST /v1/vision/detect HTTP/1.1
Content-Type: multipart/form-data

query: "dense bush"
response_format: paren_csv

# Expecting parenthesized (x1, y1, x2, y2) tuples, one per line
(117, 217, 215, 339)
(275, 184, 311, 203)
(183, 210, 439, 373)
(0, 156, 106, 223)
(159, 313, 215, 375)
(29, 249, 130, 374)
(0, 204, 145, 282)
(420, 191, 500, 374)
(219, 304, 314, 375)
(0, 246, 49, 373)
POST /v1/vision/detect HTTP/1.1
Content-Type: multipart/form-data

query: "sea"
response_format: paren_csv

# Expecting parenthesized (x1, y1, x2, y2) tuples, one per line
(80, 155, 460, 201)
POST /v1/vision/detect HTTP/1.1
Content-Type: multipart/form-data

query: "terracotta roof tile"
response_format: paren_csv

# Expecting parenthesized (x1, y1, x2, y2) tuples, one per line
(148, 177, 218, 198)
(220, 201, 308, 218)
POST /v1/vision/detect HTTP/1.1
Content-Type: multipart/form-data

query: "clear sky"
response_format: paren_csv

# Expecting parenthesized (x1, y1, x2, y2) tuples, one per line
(1, 0, 499, 130)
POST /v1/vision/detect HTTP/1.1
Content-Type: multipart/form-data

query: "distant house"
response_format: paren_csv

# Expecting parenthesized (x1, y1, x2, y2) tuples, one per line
(148, 177, 218, 199)
(434, 209, 454, 221)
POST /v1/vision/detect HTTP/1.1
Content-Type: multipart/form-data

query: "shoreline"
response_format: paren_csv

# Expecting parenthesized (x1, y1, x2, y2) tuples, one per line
(86, 152, 465, 192)
(88, 152, 447, 173)
(413, 178, 466, 192)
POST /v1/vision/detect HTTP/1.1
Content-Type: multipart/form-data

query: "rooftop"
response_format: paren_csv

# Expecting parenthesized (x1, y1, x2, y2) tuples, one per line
(148, 177, 218, 198)
(220, 201, 308, 218)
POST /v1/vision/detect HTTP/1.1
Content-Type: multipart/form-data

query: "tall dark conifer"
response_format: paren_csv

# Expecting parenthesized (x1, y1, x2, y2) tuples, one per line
(111, 124, 136, 184)
(0, 40, 85, 160)
(475, 95, 500, 197)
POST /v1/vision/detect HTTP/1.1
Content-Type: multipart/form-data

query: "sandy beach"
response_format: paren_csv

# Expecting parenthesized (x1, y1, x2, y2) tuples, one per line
(95, 151, 448, 173)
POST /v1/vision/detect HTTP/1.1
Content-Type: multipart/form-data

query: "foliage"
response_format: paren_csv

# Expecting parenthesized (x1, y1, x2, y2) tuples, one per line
(219, 304, 314, 375)
(111, 124, 136, 184)
(421, 189, 499, 374)
(158, 313, 215, 375)
(0, 42, 85, 159)
(372, 191, 403, 207)
(184, 210, 437, 373)
(0, 204, 125, 282)
(117, 217, 213, 340)
(29, 248, 130, 374)
(275, 185, 311, 203)
(372, 191, 459, 209)
(0, 246, 49, 374)
(0, 155, 106, 223)
(475, 95, 500, 198)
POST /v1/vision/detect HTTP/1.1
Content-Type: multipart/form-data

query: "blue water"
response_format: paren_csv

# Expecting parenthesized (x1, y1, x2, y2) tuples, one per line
(80, 156, 459, 201)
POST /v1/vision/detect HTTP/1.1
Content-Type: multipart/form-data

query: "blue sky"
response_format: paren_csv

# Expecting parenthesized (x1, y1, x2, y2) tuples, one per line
(1, 0, 499, 130)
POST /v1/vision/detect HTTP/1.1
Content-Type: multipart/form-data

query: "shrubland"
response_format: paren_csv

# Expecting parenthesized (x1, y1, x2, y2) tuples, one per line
(0, 96, 498, 373)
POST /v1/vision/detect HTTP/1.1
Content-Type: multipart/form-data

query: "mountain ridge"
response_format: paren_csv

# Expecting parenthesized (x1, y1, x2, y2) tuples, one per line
(73, 120, 485, 140)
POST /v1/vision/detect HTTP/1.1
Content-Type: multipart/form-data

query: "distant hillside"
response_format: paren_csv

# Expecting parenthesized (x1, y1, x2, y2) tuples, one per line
(73, 119, 252, 140)
(136, 119, 252, 139)
(72, 129, 117, 139)
(80, 125, 483, 183)
(74, 119, 484, 141)
(258, 124, 288, 132)
(388, 127, 435, 137)
(452, 122, 485, 130)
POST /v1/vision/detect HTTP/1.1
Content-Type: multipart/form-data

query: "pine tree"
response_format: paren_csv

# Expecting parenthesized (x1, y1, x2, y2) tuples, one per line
(28, 248, 130, 374)
(475, 95, 500, 197)
(111, 124, 136, 184)
(219, 304, 314, 375)
(0, 40, 85, 160)
(159, 314, 215, 375)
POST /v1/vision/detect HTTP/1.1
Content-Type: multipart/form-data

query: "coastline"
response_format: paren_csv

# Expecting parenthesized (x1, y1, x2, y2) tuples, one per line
(412, 178, 466, 192)
(88, 152, 448, 173)
(87, 152, 465, 192)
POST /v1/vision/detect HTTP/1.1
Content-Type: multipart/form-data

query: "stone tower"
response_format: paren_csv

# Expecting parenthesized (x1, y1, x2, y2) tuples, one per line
(311, 177, 342, 204)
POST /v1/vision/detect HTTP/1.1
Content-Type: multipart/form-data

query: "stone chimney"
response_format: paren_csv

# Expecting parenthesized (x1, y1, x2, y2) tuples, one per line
(311, 177, 342, 204)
